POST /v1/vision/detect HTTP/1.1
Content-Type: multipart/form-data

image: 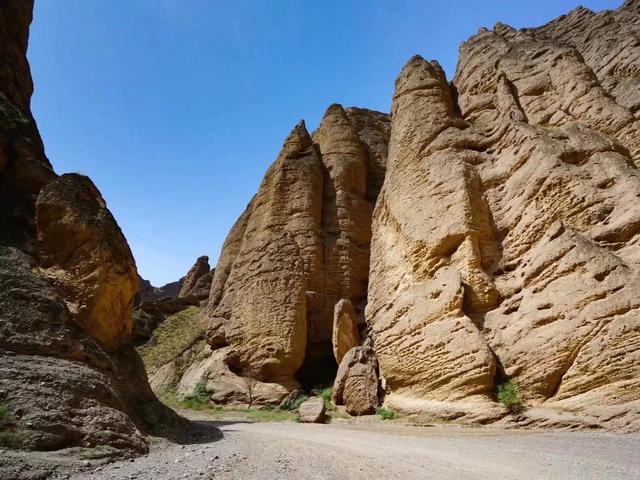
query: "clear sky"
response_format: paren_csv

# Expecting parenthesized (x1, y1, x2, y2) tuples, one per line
(28, 0, 622, 285)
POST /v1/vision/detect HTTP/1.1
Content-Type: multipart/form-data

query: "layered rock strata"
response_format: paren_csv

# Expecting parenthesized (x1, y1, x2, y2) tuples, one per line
(187, 1, 640, 430)
(367, 0, 640, 428)
(203, 107, 390, 396)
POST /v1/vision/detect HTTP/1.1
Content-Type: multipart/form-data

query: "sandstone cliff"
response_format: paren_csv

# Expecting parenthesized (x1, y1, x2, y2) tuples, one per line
(0, 0, 191, 455)
(170, 1, 640, 431)
(368, 0, 640, 429)
(201, 107, 390, 400)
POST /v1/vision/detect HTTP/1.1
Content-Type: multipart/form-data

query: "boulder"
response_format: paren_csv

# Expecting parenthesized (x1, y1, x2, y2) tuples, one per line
(298, 397, 326, 423)
(333, 338, 380, 415)
(36, 173, 139, 351)
(177, 346, 289, 406)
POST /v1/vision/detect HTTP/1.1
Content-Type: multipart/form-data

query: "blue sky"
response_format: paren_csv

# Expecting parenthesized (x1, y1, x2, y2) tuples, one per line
(29, 0, 622, 285)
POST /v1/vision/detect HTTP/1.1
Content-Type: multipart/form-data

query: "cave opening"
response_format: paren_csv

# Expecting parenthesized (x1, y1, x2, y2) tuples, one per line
(295, 339, 338, 392)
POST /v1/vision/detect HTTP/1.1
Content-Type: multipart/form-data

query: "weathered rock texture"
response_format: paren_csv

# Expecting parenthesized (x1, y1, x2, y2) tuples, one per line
(367, 0, 640, 429)
(332, 337, 380, 415)
(332, 298, 360, 365)
(204, 107, 390, 394)
(0, 0, 191, 454)
(179, 255, 214, 300)
(179, 1, 640, 430)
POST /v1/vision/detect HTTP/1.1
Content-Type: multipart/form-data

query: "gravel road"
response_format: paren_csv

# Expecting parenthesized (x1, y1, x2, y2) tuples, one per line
(59, 413, 640, 480)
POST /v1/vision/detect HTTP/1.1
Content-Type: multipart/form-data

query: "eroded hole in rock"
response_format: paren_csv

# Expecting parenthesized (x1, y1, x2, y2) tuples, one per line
(296, 340, 338, 391)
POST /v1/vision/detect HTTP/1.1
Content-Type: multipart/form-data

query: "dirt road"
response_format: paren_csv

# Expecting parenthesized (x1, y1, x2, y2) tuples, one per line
(62, 414, 640, 480)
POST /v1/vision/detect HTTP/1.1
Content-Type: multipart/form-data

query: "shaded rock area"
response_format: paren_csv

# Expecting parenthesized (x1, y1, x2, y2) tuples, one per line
(179, 255, 213, 300)
(0, 0, 207, 465)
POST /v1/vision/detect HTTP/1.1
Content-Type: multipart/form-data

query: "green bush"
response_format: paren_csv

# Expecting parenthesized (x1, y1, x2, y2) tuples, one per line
(184, 381, 209, 406)
(376, 407, 396, 420)
(312, 386, 334, 409)
(0, 405, 11, 428)
(281, 393, 309, 411)
(497, 379, 523, 412)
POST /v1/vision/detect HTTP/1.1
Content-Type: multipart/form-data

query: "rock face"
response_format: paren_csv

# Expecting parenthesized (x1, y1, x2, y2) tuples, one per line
(367, 1, 640, 428)
(179, 255, 213, 300)
(36, 173, 139, 351)
(204, 108, 390, 393)
(332, 338, 380, 415)
(178, 1, 640, 431)
(332, 298, 360, 365)
(0, 0, 189, 454)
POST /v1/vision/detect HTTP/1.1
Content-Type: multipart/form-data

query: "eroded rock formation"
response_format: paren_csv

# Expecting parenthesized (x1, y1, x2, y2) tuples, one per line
(368, 0, 640, 429)
(179, 255, 213, 300)
(182, 1, 640, 430)
(0, 0, 191, 455)
(133, 256, 213, 345)
(202, 107, 390, 400)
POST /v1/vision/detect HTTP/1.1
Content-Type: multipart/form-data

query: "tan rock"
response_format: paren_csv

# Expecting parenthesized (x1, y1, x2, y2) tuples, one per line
(150, 361, 178, 397)
(179, 255, 212, 300)
(366, 56, 497, 412)
(206, 108, 390, 389)
(332, 338, 379, 415)
(178, 346, 289, 406)
(36, 173, 139, 351)
(332, 298, 360, 364)
(298, 397, 326, 423)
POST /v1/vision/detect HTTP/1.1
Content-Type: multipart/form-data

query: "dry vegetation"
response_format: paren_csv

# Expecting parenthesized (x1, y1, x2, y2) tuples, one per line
(137, 306, 206, 373)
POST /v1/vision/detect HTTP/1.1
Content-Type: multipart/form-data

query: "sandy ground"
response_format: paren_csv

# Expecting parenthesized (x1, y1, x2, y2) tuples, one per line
(39, 411, 639, 480)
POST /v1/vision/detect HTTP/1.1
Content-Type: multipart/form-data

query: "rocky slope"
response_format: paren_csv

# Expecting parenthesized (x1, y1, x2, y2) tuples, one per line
(133, 257, 214, 344)
(0, 0, 192, 457)
(162, 0, 640, 431)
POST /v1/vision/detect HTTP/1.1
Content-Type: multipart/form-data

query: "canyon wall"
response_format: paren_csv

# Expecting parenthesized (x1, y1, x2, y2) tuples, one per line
(184, 0, 640, 430)
(0, 0, 188, 453)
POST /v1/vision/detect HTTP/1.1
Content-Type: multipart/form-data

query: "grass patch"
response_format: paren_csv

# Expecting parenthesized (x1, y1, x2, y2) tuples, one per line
(137, 306, 205, 373)
(376, 407, 396, 420)
(280, 393, 308, 411)
(161, 388, 296, 422)
(497, 378, 523, 412)
(0, 405, 12, 429)
(311, 386, 334, 409)
(184, 381, 209, 405)
(243, 409, 296, 422)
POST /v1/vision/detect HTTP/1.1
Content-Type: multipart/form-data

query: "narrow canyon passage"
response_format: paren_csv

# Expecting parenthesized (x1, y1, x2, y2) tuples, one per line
(63, 415, 640, 480)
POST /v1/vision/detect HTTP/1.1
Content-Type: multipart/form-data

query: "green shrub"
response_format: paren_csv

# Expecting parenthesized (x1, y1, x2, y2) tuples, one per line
(184, 381, 209, 405)
(0, 405, 11, 428)
(312, 386, 334, 409)
(497, 379, 523, 412)
(376, 407, 396, 420)
(281, 392, 309, 411)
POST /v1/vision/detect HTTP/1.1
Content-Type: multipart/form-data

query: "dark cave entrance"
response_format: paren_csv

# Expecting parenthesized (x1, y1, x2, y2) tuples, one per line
(296, 339, 338, 391)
